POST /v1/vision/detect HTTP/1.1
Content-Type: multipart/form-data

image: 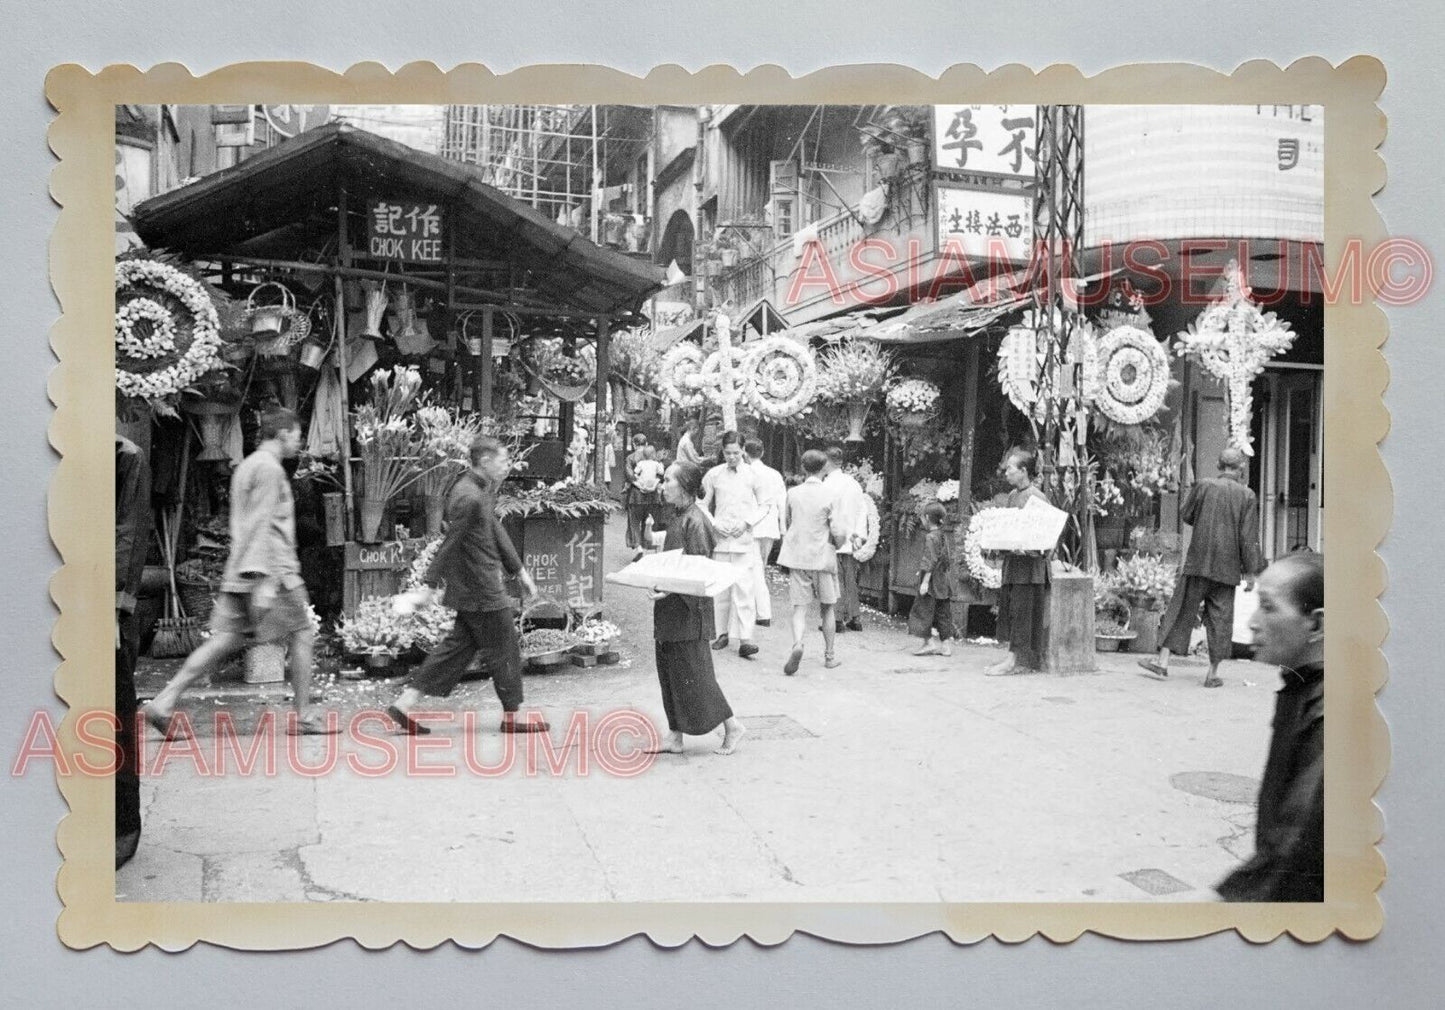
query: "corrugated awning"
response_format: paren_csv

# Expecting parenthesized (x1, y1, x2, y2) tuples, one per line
(130, 122, 665, 317)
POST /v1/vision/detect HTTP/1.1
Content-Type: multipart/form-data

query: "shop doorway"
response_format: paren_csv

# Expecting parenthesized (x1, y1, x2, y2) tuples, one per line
(1258, 367, 1323, 558)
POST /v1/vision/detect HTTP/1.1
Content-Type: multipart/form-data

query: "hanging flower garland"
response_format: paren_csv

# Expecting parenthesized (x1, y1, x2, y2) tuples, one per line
(1174, 262, 1296, 455)
(997, 322, 1044, 420)
(1093, 324, 1171, 426)
(963, 507, 1010, 589)
(744, 335, 817, 420)
(658, 341, 708, 408)
(115, 257, 223, 409)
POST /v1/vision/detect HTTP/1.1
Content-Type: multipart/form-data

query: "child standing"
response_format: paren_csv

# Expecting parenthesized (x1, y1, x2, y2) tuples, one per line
(909, 501, 955, 656)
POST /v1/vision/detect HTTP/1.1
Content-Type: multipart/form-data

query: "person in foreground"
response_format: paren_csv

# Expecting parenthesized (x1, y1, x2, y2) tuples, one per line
(387, 434, 548, 736)
(910, 501, 955, 657)
(986, 448, 1053, 676)
(144, 408, 335, 737)
(1215, 551, 1324, 902)
(115, 434, 150, 868)
(648, 461, 745, 755)
(1141, 445, 1264, 688)
(777, 449, 847, 675)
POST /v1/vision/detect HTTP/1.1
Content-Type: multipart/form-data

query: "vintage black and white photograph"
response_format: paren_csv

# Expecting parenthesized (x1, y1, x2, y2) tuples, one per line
(76, 75, 1381, 939)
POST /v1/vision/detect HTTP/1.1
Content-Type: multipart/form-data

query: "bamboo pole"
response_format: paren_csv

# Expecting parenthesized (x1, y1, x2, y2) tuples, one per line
(334, 187, 355, 538)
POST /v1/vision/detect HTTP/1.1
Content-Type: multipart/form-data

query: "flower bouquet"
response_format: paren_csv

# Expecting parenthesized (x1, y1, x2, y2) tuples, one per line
(1104, 553, 1177, 612)
(572, 618, 621, 657)
(885, 377, 941, 428)
(412, 402, 483, 532)
(817, 340, 893, 442)
(354, 366, 428, 541)
(337, 597, 417, 669)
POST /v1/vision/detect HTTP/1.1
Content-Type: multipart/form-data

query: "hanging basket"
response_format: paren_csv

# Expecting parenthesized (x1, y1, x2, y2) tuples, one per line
(181, 397, 240, 462)
(298, 337, 328, 370)
(245, 281, 296, 337)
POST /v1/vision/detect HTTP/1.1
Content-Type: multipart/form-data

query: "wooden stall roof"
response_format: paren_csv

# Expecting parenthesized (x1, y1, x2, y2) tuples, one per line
(130, 122, 665, 317)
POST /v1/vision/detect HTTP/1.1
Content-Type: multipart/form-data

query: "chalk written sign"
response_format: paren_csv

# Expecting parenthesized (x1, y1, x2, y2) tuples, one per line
(978, 496, 1069, 553)
(343, 538, 428, 572)
(522, 516, 605, 608)
(367, 201, 444, 262)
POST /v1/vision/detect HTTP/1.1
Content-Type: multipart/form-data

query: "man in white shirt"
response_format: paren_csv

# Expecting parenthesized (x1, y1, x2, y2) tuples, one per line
(703, 431, 764, 659)
(822, 445, 868, 632)
(744, 437, 787, 627)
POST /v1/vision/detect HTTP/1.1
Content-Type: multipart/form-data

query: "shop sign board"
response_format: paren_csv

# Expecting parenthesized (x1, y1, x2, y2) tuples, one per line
(935, 186, 1035, 262)
(522, 516, 605, 609)
(367, 200, 445, 262)
(933, 105, 1039, 178)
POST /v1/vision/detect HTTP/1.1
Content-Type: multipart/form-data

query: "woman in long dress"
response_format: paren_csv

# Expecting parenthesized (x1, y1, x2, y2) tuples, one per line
(986, 447, 1053, 676)
(648, 462, 746, 755)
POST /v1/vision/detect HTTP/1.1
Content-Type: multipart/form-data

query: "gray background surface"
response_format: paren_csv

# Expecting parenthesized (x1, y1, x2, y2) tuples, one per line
(2, 3, 1440, 1004)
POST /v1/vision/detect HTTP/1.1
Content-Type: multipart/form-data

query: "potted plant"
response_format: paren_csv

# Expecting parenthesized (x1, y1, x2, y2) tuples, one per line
(1093, 583, 1137, 652)
(1104, 553, 1178, 654)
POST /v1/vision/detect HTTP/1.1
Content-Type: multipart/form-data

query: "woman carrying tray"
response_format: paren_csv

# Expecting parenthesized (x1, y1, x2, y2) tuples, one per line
(647, 461, 746, 755)
(986, 447, 1053, 677)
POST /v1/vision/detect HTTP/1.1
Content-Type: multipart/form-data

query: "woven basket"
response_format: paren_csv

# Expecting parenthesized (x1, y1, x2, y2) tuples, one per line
(176, 577, 216, 624)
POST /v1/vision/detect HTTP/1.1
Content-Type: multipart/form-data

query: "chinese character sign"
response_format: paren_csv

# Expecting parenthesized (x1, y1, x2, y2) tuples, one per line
(936, 187, 1034, 261)
(367, 200, 445, 262)
(933, 105, 1039, 177)
(522, 516, 606, 607)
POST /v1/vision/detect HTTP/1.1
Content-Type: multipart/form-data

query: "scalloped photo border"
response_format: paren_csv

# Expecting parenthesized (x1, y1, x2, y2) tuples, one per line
(46, 59, 1389, 950)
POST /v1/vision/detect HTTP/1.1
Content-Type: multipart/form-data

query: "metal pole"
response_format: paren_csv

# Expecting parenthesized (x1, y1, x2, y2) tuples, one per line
(590, 105, 601, 244)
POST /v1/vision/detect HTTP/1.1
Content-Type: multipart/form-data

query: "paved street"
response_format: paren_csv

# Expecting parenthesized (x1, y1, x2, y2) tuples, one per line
(121, 514, 1278, 903)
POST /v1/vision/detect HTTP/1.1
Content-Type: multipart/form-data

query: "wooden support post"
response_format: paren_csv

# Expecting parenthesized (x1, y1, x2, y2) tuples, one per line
(480, 305, 495, 415)
(593, 315, 610, 482)
(957, 340, 981, 521)
(334, 186, 355, 539)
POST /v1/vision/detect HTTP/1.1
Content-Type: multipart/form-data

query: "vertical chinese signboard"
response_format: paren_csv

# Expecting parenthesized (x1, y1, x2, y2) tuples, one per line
(522, 516, 606, 610)
(367, 200, 445, 263)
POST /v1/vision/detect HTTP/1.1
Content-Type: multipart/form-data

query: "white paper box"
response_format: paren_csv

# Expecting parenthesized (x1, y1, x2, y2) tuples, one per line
(978, 496, 1069, 552)
(1232, 584, 1259, 645)
(605, 550, 743, 597)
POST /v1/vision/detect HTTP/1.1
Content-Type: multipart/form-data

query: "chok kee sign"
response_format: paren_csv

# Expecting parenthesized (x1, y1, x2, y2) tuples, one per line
(367, 200, 444, 262)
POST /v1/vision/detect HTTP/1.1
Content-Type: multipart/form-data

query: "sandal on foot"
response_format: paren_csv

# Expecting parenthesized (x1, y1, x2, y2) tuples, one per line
(288, 714, 340, 736)
(824, 654, 841, 669)
(1137, 660, 1170, 680)
(386, 705, 431, 735)
(783, 646, 803, 676)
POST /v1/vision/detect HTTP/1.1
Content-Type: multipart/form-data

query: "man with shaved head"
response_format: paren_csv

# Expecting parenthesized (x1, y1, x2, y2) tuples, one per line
(1141, 446, 1264, 688)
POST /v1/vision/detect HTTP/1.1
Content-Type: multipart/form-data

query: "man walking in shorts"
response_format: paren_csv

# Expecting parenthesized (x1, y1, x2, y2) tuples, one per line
(144, 407, 334, 737)
(778, 450, 849, 674)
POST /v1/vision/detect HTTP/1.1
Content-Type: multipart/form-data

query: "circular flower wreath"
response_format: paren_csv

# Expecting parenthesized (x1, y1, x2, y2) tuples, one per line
(115, 297, 178, 359)
(658, 342, 708, 408)
(744, 336, 817, 420)
(963, 508, 1009, 589)
(1094, 324, 1171, 426)
(115, 258, 222, 404)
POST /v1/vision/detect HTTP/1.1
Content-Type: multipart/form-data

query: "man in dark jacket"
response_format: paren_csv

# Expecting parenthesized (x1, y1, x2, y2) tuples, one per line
(1216, 551, 1324, 902)
(115, 435, 150, 868)
(387, 435, 548, 735)
(1141, 446, 1264, 688)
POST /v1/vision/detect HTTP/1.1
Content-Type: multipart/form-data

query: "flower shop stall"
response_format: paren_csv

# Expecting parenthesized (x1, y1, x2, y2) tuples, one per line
(130, 122, 663, 622)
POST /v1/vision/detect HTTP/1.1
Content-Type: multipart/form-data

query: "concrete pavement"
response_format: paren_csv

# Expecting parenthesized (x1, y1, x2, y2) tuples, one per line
(120, 513, 1277, 903)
